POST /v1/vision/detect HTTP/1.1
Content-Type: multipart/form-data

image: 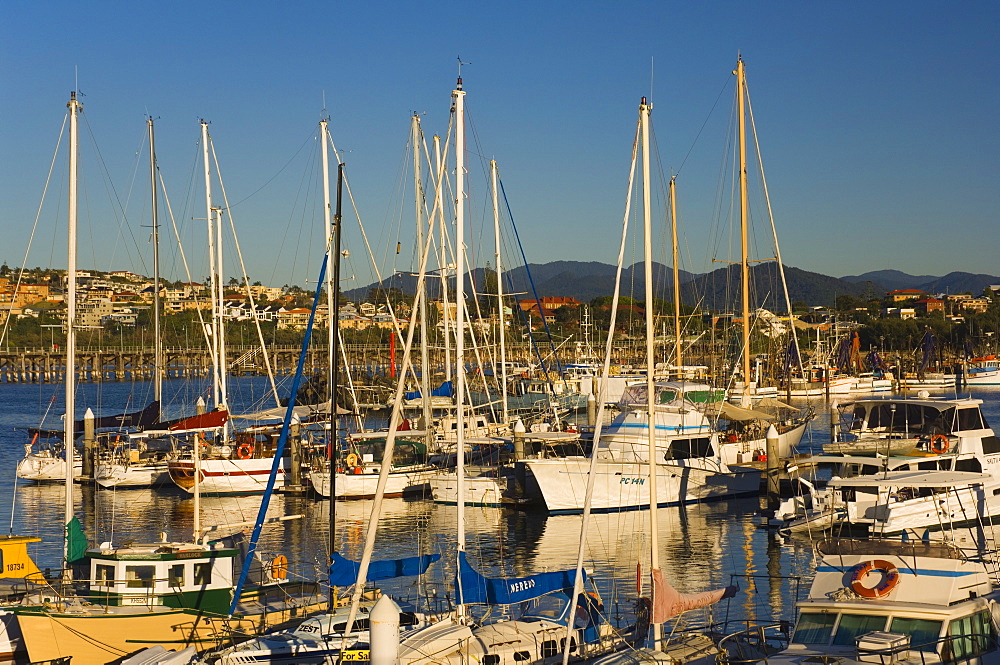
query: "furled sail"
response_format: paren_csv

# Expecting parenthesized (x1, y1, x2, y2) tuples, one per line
(649, 568, 738, 623)
(329, 552, 441, 587)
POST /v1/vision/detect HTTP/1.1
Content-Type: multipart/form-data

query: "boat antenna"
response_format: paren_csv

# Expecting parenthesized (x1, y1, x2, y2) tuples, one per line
(649, 55, 654, 105)
(456, 56, 471, 88)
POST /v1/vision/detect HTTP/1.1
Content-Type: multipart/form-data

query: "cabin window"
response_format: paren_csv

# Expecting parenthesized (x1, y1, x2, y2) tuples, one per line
(657, 390, 677, 404)
(125, 565, 155, 589)
(889, 617, 941, 651)
(95, 563, 114, 587)
(513, 651, 531, 661)
(482, 655, 500, 665)
(832, 613, 886, 645)
(541, 640, 559, 658)
(792, 612, 837, 644)
(665, 437, 713, 460)
(947, 611, 994, 660)
(956, 409, 985, 432)
(168, 564, 185, 586)
(560, 638, 577, 653)
(193, 562, 212, 585)
(955, 458, 982, 473)
(917, 461, 937, 471)
(686, 390, 724, 404)
(982, 436, 1000, 454)
(333, 618, 370, 632)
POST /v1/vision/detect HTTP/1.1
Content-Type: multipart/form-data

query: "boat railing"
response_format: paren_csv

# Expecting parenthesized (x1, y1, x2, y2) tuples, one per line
(715, 630, 1000, 665)
(715, 620, 792, 664)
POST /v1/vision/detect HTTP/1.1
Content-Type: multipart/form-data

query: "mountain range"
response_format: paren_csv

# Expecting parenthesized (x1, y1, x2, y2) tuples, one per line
(346, 262, 1000, 311)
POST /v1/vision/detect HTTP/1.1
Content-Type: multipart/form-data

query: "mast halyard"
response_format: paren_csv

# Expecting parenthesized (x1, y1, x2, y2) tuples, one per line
(64, 91, 81, 572)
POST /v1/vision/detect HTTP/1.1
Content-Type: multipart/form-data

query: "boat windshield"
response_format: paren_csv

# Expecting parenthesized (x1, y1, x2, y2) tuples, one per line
(855, 403, 956, 436)
(521, 593, 570, 621)
(833, 613, 888, 645)
(890, 617, 942, 651)
(792, 612, 837, 644)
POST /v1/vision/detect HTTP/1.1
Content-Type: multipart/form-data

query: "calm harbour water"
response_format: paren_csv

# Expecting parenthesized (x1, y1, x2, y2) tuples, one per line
(2, 376, 998, 627)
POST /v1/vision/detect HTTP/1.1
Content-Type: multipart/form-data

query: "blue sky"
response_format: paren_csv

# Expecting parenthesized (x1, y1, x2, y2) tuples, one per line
(2, 1, 997, 290)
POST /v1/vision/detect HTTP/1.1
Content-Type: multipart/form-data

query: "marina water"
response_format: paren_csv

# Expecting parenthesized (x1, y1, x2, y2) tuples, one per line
(2, 376, 998, 627)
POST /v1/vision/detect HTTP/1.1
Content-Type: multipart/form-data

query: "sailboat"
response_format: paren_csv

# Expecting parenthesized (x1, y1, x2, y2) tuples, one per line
(523, 95, 759, 514)
(165, 121, 289, 496)
(94, 117, 171, 490)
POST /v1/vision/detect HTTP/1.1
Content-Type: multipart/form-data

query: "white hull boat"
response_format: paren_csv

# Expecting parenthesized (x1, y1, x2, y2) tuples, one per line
(311, 464, 436, 499)
(95, 460, 170, 489)
(16, 451, 82, 482)
(523, 455, 759, 514)
(429, 471, 506, 506)
(167, 456, 287, 495)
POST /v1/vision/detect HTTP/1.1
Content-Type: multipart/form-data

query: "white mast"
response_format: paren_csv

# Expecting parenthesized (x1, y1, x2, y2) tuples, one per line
(453, 74, 468, 606)
(413, 115, 433, 442)
(321, 118, 336, 419)
(148, 118, 163, 418)
(639, 96, 662, 647)
(491, 159, 509, 424)
(64, 91, 81, 570)
(434, 135, 452, 384)
(736, 57, 752, 390)
(201, 121, 222, 409)
(670, 177, 682, 371)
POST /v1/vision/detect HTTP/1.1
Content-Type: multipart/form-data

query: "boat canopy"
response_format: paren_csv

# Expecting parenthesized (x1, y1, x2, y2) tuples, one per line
(829, 470, 991, 488)
(619, 382, 723, 409)
(702, 401, 778, 422)
(405, 380, 454, 401)
(456, 551, 582, 605)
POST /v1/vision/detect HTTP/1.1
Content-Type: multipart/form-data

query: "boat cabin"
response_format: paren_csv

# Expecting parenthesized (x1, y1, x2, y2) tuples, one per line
(839, 397, 994, 441)
(778, 539, 1000, 664)
(84, 540, 237, 614)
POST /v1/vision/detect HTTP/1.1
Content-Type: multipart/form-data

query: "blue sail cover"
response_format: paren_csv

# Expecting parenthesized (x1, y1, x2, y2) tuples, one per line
(404, 380, 454, 401)
(456, 551, 584, 605)
(329, 551, 441, 587)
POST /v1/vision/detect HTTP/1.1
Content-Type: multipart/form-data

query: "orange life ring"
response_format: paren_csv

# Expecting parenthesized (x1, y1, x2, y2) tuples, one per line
(270, 554, 288, 580)
(930, 434, 949, 454)
(236, 442, 254, 459)
(850, 559, 899, 598)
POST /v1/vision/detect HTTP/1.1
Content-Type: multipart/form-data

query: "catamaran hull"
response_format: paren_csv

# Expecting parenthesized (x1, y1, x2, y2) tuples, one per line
(523, 457, 759, 514)
(167, 458, 288, 495)
(311, 467, 437, 499)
